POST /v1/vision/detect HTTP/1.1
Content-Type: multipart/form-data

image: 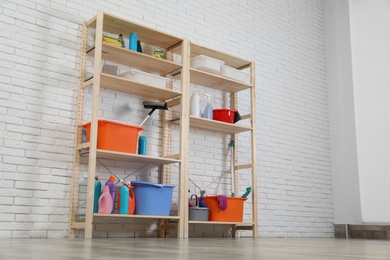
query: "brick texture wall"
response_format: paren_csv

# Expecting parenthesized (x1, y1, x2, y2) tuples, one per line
(0, 0, 333, 238)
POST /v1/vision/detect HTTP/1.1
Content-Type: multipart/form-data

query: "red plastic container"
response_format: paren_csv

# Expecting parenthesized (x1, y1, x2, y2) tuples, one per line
(212, 109, 237, 124)
(83, 120, 143, 154)
(204, 196, 247, 222)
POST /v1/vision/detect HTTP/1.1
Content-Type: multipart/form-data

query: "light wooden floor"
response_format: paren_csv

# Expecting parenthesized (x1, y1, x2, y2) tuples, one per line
(0, 238, 389, 259)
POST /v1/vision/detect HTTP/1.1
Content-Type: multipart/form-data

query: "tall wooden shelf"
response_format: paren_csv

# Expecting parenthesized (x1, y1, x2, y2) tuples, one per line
(69, 10, 257, 239)
(68, 10, 188, 239)
(184, 42, 258, 238)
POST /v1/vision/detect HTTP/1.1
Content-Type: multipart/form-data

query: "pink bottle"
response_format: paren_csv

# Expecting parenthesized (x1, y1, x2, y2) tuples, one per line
(98, 185, 113, 214)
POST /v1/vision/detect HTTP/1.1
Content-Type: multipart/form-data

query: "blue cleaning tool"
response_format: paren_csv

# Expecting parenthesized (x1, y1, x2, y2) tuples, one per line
(241, 187, 252, 198)
(199, 190, 207, 208)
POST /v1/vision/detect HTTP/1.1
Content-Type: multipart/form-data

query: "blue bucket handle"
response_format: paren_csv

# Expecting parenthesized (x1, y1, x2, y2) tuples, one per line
(131, 181, 164, 188)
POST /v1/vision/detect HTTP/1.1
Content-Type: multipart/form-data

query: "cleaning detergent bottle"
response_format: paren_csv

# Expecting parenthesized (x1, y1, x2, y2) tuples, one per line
(119, 183, 129, 214)
(190, 91, 200, 117)
(203, 93, 213, 119)
(93, 176, 101, 213)
(98, 185, 113, 214)
(105, 176, 116, 213)
(138, 136, 146, 155)
(137, 40, 143, 53)
(118, 34, 125, 48)
(129, 33, 138, 51)
(125, 182, 135, 214)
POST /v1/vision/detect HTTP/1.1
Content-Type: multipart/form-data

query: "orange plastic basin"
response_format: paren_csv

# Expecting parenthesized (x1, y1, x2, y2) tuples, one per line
(203, 196, 247, 222)
(83, 120, 143, 154)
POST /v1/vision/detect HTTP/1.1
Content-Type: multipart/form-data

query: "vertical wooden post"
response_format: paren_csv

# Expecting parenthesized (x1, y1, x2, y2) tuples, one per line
(178, 39, 191, 238)
(84, 10, 104, 239)
(68, 21, 89, 239)
(250, 62, 258, 238)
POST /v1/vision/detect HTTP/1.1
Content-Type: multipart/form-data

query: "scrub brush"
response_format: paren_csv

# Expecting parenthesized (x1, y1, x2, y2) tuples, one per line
(241, 187, 252, 198)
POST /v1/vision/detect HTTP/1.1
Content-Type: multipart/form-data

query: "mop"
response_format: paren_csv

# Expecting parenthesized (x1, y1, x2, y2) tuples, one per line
(138, 101, 168, 127)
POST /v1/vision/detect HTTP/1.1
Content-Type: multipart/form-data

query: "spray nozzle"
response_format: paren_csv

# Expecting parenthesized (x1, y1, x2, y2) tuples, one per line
(205, 93, 211, 101)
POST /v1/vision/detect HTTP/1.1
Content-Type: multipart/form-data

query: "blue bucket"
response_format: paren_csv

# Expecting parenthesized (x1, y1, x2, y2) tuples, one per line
(131, 181, 175, 216)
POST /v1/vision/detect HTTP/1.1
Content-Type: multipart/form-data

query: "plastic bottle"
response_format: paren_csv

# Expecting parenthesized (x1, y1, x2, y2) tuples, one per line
(105, 176, 116, 213)
(98, 185, 113, 214)
(129, 33, 138, 51)
(138, 136, 146, 155)
(126, 182, 135, 214)
(93, 176, 101, 213)
(190, 92, 200, 117)
(118, 34, 125, 48)
(203, 93, 213, 119)
(137, 40, 143, 53)
(119, 184, 129, 214)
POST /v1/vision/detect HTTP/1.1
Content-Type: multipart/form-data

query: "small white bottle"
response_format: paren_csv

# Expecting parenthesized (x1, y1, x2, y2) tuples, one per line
(203, 93, 213, 119)
(190, 91, 200, 117)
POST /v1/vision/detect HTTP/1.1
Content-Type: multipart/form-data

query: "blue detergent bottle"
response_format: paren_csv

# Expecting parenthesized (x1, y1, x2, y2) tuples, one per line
(129, 33, 138, 51)
(138, 136, 146, 155)
(119, 184, 129, 214)
(93, 176, 101, 213)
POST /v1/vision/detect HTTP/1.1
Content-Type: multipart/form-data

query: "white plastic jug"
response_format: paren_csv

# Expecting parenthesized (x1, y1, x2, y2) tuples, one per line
(190, 92, 200, 117)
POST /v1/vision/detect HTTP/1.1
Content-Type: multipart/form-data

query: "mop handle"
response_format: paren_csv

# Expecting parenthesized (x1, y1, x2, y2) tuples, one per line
(229, 139, 235, 197)
(138, 108, 156, 127)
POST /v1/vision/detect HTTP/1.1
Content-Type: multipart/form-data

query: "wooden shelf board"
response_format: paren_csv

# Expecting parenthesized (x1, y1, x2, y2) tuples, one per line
(87, 43, 182, 75)
(189, 116, 252, 134)
(190, 69, 251, 92)
(189, 221, 254, 225)
(89, 12, 183, 49)
(191, 43, 252, 69)
(93, 214, 180, 220)
(94, 73, 182, 101)
(81, 149, 180, 165)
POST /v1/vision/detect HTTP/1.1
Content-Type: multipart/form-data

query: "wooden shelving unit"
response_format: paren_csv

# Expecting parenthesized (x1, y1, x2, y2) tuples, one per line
(69, 10, 257, 239)
(68, 10, 189, 239)
(184, 42, 258, 238)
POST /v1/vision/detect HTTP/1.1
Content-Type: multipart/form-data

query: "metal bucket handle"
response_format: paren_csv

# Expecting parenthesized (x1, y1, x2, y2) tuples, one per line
(190, 194, 198, 207)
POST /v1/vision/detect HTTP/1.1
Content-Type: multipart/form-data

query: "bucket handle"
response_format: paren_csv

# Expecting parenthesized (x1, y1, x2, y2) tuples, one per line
(190, 194, 198, 207)
(134, 182, 164, 188)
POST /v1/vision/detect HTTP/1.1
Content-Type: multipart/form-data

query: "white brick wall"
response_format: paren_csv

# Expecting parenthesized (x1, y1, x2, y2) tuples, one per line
(0, 0, 332, 238)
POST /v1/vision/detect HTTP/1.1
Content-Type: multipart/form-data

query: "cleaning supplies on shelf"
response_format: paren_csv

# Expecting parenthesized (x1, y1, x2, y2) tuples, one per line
(105, 176, 116, 213)
(153, 49, 164, 58)
(118, 34, 125, 48)
(103, 35, 122, 47)
(190, 91, 200, 117)
(119, 183, 129, 214)
(241, 187, 252, 198)
(125, 182, 135, 214)
(137, 40, 143, 53)
(129, 32, 138, 51)
(188, 194, 209, 221)
(199, 190, 207, 208)
(93, 176, 101, 213)
(203, 93, 213, 119)
(138, 136, 146, 155)
(98, 185, 113, 214)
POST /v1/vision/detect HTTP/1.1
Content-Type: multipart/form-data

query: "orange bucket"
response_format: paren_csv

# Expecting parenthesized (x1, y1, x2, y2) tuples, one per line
(203, 196, 247, 222)
(83, 120, 143, 154)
